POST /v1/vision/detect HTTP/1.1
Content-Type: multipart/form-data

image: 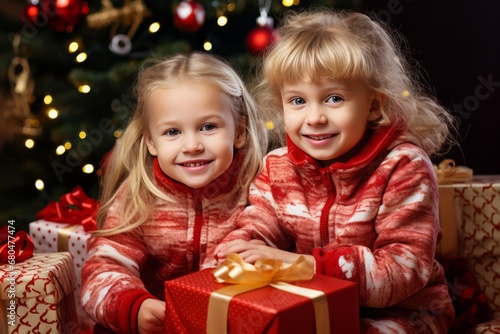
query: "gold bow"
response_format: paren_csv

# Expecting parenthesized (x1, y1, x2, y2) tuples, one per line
(434, 159, 473, 185)
(209, 254, 329, 334)
(213, 253, 314, 285)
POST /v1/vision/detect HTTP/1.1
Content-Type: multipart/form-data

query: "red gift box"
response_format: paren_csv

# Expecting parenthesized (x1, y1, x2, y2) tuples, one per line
(164, 258, 359, 334)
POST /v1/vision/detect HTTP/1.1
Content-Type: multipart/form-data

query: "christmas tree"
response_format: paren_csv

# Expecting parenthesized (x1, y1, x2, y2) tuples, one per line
(0, 0, 358, 230)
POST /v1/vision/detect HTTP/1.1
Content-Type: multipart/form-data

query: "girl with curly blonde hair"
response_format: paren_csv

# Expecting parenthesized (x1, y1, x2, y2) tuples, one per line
(217, 9, 455, 333)
(82, 52, 266, 333)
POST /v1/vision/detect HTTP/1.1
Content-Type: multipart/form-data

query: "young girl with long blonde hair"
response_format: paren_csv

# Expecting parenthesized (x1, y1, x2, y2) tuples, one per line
(81, 52, 266, 333)
(217, 9, 455, 333)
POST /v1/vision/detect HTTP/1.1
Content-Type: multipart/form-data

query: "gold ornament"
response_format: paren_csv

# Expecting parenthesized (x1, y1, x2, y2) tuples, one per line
(87, 0, 150, 54)
(0, 34, 41, 148)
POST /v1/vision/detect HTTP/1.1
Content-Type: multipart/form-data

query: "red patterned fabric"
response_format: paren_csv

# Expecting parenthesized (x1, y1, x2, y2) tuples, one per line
(81, 152, 248, 333)
(222, 127, 455, 333)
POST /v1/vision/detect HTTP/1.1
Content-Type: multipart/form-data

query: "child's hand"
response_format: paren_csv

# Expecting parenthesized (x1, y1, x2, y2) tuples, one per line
(217, 239, 314, 265)
(138, 299, 165, 334)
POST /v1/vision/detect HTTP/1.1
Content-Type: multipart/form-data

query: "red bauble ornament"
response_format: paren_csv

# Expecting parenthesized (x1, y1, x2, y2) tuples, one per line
(23, 0, 89, 33)
(173, 0, 205, 33)
(246, 26, 278, 55)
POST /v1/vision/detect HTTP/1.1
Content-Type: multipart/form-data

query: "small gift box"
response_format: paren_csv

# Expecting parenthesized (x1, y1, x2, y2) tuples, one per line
(164, 254, 360, 334)
(0, 252, 79, 334)
(29, 186, 98, 330)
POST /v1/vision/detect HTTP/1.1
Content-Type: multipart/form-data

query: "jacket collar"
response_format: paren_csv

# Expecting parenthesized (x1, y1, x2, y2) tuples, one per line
(287, 126, 403, 171)
(153, 150, 242, 199)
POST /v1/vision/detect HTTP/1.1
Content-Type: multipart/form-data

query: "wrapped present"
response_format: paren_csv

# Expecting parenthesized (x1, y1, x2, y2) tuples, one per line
(435, 161, 500, 320)
(0, 252, 79, 334)
(165, 254, 359, 334)
(29, 186, 98, 331)
(473, 319, 500, 334)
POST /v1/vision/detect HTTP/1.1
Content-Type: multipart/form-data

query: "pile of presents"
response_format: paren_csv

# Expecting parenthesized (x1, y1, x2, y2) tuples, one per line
(1, 159, 499, 333)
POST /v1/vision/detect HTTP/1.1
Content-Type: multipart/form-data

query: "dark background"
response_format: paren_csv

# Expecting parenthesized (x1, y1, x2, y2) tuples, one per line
(367, 0, 500, 173)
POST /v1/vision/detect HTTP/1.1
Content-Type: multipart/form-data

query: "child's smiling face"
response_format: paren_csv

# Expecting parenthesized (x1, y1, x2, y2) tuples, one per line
(281, 77, 382, 164)
(145, 80, 244, 188)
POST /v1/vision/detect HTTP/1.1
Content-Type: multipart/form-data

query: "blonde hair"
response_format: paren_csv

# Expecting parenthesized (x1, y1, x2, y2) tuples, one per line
(254, 9, 454, 155)
(96, 52, 267, 236)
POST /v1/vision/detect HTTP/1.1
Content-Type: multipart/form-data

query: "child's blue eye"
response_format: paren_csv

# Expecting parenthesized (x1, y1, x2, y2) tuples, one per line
(291, 97, 306, 105)
(327, 95, 343, 103)
(165, 129, 181, 136)
(201, 123, 217, 131)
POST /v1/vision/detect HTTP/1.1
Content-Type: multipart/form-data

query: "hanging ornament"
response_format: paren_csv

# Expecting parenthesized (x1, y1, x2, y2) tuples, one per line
(1, 34, 41, 148)
(23, 0, 89, 33)
(173, 0, 206, 33)
(87, 0, 150, 56)
(245, 1, 278, 55)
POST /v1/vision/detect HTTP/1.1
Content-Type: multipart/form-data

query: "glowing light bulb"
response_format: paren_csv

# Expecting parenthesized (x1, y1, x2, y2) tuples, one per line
(35, 179, 45, 190)
(25, 139, 35, 149)
(149, 22, 160, 33)
(76, 52, 87, 63)
(82, 164, 94, 174)
(203, 41, 213, 51)
(56, 145, 66, 155)
(47, 108, 59, 119)
(217, 16, 228, 26)
(68, 41, 79, 53)
(78, 85, 91, 93)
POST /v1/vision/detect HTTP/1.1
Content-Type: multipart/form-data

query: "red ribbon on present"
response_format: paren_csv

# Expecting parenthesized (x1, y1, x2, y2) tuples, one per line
(36, 186, 99, 232)
(0, 226, 35, 264)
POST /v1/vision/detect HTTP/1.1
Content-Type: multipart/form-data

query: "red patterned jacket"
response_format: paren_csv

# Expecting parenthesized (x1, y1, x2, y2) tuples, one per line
(81, 154, 246, 333)
(222, 127, 455, 333)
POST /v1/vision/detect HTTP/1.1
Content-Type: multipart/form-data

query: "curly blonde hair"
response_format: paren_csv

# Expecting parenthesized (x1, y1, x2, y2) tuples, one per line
(253, 9, 454, 156)
(96, 52, 267, 236)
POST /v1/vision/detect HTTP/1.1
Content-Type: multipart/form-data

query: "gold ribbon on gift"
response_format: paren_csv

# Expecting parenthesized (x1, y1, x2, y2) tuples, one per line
(57, 225, 80, 252)
(434, 159, 473, 185)
(208, 254, 329, 334)
(433, 159, 473, 258)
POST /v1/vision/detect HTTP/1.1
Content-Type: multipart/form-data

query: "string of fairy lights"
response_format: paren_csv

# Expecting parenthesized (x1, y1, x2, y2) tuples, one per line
(15, 0, 297, 193)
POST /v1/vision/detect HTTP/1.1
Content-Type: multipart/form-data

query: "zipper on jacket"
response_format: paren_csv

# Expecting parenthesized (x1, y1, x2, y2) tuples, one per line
(319, 170, 335, 246)
(192, 196, 203, 271)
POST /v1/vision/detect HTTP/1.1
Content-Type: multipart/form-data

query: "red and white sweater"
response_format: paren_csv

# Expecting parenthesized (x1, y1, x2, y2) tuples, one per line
(81, 154, 247, 333)
(222, 127, 455, 333)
